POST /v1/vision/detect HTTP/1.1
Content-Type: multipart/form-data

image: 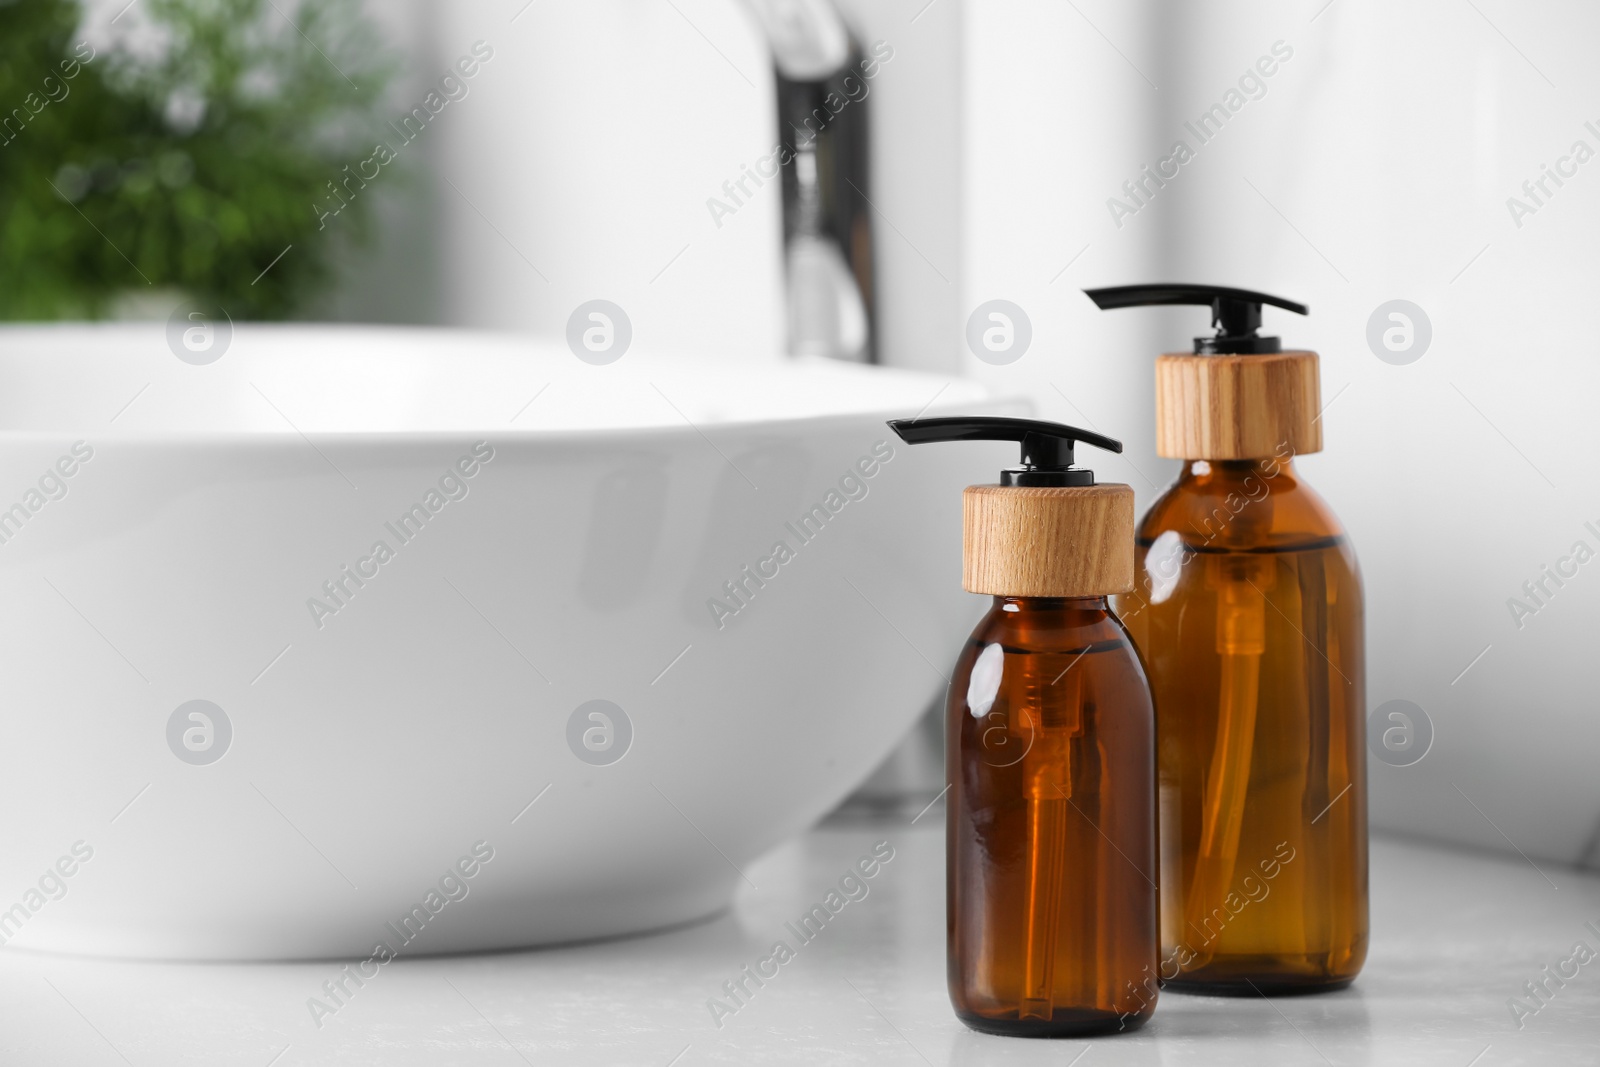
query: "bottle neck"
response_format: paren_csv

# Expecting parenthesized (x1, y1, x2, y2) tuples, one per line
(995, 595, 1110, 613)
(1178, 455, 1298, 489)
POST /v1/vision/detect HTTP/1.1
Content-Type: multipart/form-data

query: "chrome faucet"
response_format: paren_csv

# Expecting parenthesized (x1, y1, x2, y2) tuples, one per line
(746, 0, 875, 362)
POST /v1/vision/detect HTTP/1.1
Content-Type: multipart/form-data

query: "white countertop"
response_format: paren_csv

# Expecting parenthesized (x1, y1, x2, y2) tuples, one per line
(3, 817, 1596, 1066)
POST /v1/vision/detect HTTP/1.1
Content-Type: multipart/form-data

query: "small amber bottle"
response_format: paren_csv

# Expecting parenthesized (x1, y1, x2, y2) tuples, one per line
(1086, 284, 1368, 995)
(890, 416, 1158, 1036)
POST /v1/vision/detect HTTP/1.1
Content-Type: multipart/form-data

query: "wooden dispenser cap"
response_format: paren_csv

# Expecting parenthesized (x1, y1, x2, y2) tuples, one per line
(1155, 350, 1322, 460)
(962, 483, 1134, 597)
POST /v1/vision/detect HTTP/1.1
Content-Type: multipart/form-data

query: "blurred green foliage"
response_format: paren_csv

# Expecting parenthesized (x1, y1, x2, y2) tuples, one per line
(0, 0, 395, 320)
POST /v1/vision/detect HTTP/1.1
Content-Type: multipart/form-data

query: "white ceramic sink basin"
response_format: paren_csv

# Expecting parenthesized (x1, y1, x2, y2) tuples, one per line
(0, 324, 1016, 960)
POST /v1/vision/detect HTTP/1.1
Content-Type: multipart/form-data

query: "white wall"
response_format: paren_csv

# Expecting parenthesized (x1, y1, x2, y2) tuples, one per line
(962, 0, 1175, 513)
(325, 0, 787, 357)
(429, 0, 786, 360)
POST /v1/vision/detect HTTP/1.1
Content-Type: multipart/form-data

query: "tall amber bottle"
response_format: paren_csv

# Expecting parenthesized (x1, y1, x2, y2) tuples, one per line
(890, 416, 1158, 1035)
(1086, 284, 1368, 995)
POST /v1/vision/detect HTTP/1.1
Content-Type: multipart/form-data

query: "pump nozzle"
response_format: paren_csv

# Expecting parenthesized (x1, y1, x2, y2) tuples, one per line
(888, 416, 1122, 487)
(1083, 284, 1308, 354)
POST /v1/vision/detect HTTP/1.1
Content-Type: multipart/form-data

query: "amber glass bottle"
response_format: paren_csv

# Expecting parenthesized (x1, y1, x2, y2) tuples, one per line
(948, 596, 1158, 1034)
(889, 414, 1158, 1037)
(1120, 457, 1367, 994)
(1086, 283, 1369, 995)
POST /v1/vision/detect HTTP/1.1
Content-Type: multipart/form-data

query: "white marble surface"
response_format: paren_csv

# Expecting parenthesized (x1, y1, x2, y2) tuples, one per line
(2, 818, 1596, 1066)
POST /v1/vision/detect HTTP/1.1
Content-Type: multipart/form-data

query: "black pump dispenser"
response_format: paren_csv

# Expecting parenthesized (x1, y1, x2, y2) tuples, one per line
(888, 416, 1122, 487)
(1084, 284, 1308, 355)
